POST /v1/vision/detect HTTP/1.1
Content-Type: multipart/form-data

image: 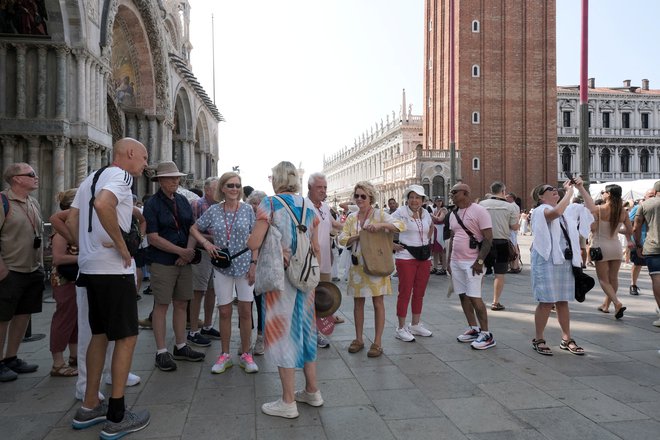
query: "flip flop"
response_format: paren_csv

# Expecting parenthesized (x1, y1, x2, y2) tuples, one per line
(615, 306, 627, 320)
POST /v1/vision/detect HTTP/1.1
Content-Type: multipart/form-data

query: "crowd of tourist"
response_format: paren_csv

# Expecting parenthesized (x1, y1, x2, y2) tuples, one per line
(1, 137, 659, 438)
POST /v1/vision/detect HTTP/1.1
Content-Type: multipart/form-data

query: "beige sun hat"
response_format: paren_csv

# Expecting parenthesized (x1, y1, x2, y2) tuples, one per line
(150, 161, 187, 181)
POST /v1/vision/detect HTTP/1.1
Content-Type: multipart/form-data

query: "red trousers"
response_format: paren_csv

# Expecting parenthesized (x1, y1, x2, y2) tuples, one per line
(395, 258, 432, 318)
(50, 282, 78, 353)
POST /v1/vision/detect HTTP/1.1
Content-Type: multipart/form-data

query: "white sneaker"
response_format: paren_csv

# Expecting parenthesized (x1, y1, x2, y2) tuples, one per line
(253, 334, 265, 356)
(239, 352, 259, 374)
(211, 353, 233, 374)
(103, 372, 141, 387)
(457, 327, 480, 343)
(395, 326, 415, 342)
(653, 319, 660, 327)
(294, 389, 324, 407)
(317, 333, 330, 348)
(261, 398, 299, 418)
(407, 323, 433, 337)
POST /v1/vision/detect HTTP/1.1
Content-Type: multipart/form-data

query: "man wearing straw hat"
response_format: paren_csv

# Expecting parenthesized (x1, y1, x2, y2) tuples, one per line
(143, 161, 205, 372)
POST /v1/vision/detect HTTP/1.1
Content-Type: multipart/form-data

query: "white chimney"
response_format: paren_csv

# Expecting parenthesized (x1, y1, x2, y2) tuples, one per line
(623, 79, 631, 88)
(642, 79, 649, 90)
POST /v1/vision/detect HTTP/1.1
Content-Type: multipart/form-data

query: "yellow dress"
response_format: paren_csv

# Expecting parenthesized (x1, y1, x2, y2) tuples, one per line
(338, 209, 405, 298)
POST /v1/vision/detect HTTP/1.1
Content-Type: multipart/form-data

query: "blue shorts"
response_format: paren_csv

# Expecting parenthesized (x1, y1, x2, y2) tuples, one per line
(646, 254, 660, 275)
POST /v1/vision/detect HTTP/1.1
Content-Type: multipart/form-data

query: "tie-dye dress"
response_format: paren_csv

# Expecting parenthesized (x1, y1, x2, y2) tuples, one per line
(256, 194, 319, 369)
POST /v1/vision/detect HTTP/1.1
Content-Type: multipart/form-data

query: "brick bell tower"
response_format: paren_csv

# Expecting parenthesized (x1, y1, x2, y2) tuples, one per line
(423, 0, 557, 208)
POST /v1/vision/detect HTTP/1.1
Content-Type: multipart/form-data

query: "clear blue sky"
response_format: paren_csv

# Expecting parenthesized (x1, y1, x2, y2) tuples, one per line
(189, 0, 659, 191)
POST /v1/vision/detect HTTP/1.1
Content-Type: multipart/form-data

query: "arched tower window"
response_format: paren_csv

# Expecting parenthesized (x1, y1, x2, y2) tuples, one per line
(601, 148, 611, 172)
(472, 157, 480, 170)
(640, 148, 650, 173)
(561, 147, 571, 172)
(472, 20, 480, 32)
(620, 148, 631, 173)
(472, 112, 480, 124)
(472, 64, 480, 77)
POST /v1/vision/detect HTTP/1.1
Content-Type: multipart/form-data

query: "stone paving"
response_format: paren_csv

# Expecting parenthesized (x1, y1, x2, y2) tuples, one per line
(2, 235, 660, 440)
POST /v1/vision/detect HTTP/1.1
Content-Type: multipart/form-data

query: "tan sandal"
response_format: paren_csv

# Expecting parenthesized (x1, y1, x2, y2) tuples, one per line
(50, 364, 78, 377)
(367, 343, 383, 358)
(348, 339, 364, 353)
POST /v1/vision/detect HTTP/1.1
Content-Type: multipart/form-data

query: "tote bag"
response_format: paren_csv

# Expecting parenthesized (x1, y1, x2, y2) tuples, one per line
(254, 198, 286, 295)
(358, 210, 395, 277)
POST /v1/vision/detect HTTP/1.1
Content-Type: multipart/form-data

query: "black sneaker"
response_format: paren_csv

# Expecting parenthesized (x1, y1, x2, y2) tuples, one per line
(187, 332, 211, 347)
(155, 352, 177, 371)
(72, 402, 108, 429)
(173, 344, 205, 362)
(200, 327, 221, 340)
(100, 409, 150, 440)
(629, 285, 640, 296)
(0, 362, 18, 382)
(5, 357, 38, 374)
(142, 286, 152, 295)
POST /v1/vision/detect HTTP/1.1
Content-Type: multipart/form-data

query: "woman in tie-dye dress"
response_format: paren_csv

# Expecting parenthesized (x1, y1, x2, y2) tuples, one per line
(247, 161, 323, 419)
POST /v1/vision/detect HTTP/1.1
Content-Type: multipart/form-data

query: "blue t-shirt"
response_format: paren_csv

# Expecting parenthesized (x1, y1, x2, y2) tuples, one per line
(196, 201, 255, 277)
(629, 205, 647, 244)
(144, 190, 194, 265)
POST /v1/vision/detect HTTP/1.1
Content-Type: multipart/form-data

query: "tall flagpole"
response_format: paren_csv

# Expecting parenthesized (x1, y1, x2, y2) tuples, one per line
(579, 0, 590, 187)
(449, 0, 456, 187)
(212, 14, 216, 104)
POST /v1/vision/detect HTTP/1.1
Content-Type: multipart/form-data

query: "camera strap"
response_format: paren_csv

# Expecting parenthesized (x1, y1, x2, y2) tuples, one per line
(452, 209, 478, 241)
(558, 215, 573, 257)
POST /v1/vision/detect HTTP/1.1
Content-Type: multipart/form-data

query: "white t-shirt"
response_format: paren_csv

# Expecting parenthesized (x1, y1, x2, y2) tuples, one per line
(72, 167, 134, 274)
(307, 198, 332, 274)
(392, 206, 433, 260)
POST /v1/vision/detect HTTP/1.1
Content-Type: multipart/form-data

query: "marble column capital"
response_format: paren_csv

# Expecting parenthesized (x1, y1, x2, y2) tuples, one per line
(0, 135, 17, 147)
(55, 46, 70, 56)
(23, 134, 41, 147)
(12, 43, 26, 53)
(46, 135, 67, 148)
(73, 138, 88, 148)
(72, 48, 88, 61)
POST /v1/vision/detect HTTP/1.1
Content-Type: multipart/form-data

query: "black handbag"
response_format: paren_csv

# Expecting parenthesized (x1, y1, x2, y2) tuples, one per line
(402, 243, 431, 261)
(559, 217, 595, 302)
(210, 247, 249, 269)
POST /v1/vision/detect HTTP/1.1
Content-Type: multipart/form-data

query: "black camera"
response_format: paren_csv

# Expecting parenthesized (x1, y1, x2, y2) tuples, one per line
(33, 236, 42, 249)
(469, 236, 480, 249)
(564, 248, 573, 260)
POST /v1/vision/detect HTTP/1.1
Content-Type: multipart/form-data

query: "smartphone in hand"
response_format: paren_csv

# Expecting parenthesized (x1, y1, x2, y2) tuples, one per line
(564, 171, 577, 184)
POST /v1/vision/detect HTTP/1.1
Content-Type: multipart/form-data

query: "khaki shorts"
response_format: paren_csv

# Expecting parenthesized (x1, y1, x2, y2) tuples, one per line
(150, 263, 193, 304)
(192, 251, 214, 292)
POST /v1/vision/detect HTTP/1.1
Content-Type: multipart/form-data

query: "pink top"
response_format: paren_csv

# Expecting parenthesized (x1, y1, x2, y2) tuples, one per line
(449, 203, 492, 261)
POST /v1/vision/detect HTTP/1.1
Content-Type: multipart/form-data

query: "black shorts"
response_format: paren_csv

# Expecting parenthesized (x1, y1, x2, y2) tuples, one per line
(80, 273, 138, 341)
(134, 248, 148, 268)
(485, 239, 510, 274)
(0, 269, 44, 321)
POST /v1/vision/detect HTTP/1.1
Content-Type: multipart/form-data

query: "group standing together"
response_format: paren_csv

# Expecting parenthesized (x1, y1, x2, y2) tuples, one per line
(2, 138, 660, 439)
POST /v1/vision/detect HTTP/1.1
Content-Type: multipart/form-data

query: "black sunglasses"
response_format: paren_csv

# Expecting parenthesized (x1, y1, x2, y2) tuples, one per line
(450, 189, 464, 195)
(15, 172, 37, 178)
(353, 193, 368, 200)
(539, 186, 556, 195)
(225, 183, 241, 189)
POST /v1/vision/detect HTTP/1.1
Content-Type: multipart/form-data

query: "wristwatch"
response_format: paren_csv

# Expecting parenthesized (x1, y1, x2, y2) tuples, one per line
(476, 259, 484, 265)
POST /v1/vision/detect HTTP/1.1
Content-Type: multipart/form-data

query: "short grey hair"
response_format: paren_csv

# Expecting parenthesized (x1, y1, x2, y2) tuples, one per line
(307, 172, 326, 188)
(204, 177, 219, 189)
(3, 163, 29, 185)
(246, 190, 267, 206)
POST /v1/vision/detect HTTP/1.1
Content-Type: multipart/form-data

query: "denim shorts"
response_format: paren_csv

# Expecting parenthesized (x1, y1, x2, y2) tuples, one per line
(646, 254, 660, 275)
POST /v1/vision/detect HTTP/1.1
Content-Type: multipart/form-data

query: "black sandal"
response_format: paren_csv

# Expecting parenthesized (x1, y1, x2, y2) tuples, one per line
(532, 338, 553, 355)
(560, 338, 585, 355)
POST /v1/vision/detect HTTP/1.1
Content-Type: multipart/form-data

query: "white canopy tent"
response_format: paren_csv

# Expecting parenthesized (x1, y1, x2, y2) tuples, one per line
(588, 179, 658, 201)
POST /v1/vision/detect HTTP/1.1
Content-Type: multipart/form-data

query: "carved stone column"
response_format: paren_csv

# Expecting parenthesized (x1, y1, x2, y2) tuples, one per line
(88, 143, 96, 172)
(95, 144, 102, 170)
(172, 139, 181, 166)
(15, 44, 26, 118)
(48, 136, 66, 201)
(74, 139, 89, 185)
(0, 44, 7, 117)
(74, 50, 87, 121)
(137, 115, 147, 145)
(25, 135, 41, 177)
(55, 47, 68, 119)
(181, 140, 190, 175)
(1, 135, 17, 173)
(37, 46, 47, 118)
(86, 58, 93, 124)
(147, 116, 157, 161)
(100, 146, 109, 167)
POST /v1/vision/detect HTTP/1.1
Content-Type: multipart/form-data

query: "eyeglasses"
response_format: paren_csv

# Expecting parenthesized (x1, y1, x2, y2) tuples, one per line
(15, 172, 37, 178)
(353, 193, 368, 200)
(539, 186, 556, 195)
(450, 189, 464, 195)
(225, 183, 241, 189)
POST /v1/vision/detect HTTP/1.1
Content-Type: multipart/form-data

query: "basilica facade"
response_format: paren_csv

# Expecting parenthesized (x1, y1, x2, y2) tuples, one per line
(0, 0, 221, 215)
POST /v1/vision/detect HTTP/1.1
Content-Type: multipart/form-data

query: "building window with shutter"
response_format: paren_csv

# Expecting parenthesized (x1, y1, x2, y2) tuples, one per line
(472, 112, 480, 124)
(640, 148, 650, 172)
(642, 113, 650, 129)
(472, 20, 480, 32)
(620, 148, 631, 172)
(563, 111, 571, 128)
(622, 112, 631, 129)
(472, 157, 480, 170)
(601, 148, 611, 172)
(603, 112, 610, 128)
(472, 65, 480, 77)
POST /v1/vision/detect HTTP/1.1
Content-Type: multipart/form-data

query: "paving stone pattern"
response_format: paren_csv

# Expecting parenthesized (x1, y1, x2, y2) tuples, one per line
(2, 236, 659, 439)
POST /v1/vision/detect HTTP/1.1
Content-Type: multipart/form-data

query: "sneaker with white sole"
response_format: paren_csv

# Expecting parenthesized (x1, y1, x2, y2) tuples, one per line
(72, 402, 108, 429)
(653, 319, 660, 327)
(200, 327, 221, 340)
(211, 353, 233, 374)
(457, 327, 480, 343)
(187, 331, 211, 347)
(395, 326, 415, 342)
(317, 333, 330, 348)
(239, 352, 259, 373)
(155, 352, 177, 371)
(252, 334, 265, 355)
(407, 323, 433, 337)
(294, 389, 324, 407)
(173, 344, 205, 362)
(261, 398, 299, 418)
(99, 409, 150, 440)
(104, 372, 141, 387)
(471, 331, 496, 350)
